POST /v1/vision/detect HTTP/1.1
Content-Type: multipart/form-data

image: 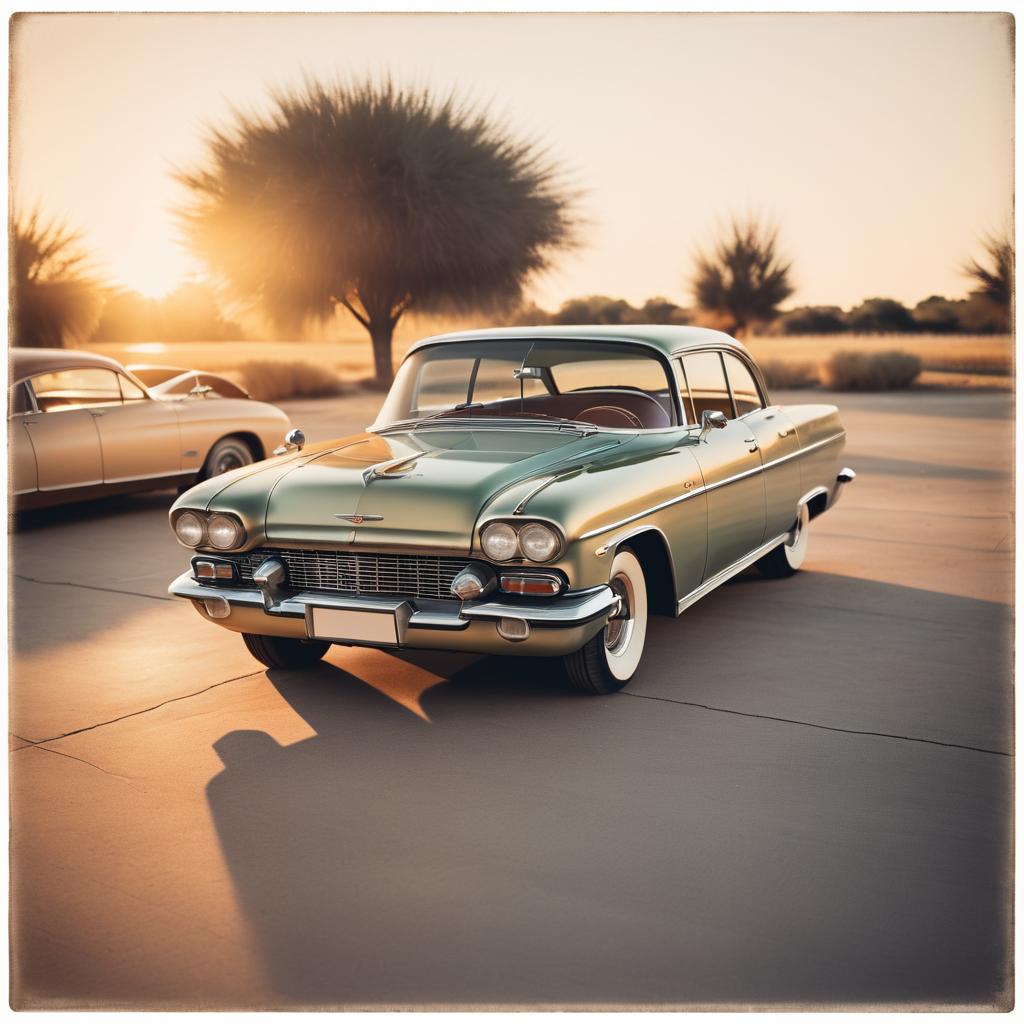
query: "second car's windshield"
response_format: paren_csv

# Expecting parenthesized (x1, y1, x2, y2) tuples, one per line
(372, 339, 678, 431)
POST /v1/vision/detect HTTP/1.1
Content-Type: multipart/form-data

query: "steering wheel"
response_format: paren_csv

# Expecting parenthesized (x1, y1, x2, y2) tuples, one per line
(577, 388, 667, 423)
(577, 405, 644, 429)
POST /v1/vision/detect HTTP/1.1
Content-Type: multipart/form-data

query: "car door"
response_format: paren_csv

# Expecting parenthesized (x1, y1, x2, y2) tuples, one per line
(23, 369, 109, 491)
(722, 351, 803, 541)
(680, 350, 767, 579)
(89, 372, 183, 482)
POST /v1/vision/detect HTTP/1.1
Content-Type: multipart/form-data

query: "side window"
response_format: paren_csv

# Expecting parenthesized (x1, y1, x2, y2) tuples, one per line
(723, 353, 763, 416)
(31, 368, 123, 413)
(673, 359, 697, 425)
(118, 374, 148, 402)
(681, 351, 733, 420)
(9, 382, 33, 416)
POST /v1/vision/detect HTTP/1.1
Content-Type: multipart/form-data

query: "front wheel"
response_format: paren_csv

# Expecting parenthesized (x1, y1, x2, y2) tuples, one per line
(563, 549, 648, 694)
(242, 633, 330, 669)
(202, 436, 255, 480)
(756, 503, 810, 579)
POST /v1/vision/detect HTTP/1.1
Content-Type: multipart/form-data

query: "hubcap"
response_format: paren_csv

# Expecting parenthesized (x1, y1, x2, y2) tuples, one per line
(215, 451, 245, 475)
(605, 573, 634, 654)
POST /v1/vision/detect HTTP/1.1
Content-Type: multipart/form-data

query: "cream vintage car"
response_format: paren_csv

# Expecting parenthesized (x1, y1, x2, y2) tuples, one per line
(168, 326, 854, 694)
(10, 348, 290, 510)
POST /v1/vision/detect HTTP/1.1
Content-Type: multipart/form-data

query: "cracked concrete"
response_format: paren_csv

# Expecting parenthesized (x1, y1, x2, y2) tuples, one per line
(9, 389, 1013, 1009)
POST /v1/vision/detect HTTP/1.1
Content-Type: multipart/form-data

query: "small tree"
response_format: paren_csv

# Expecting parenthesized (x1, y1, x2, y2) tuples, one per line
(691, 218, 793, 335)
(178, 79, 577, 384)
(11, 208, 103, 347)
(963, 233, 1013, 308)
(962, 233, 1013, 331)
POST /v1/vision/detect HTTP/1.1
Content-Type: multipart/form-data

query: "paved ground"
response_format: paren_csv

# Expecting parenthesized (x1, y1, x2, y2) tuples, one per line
(9, 389, 1013, 1010)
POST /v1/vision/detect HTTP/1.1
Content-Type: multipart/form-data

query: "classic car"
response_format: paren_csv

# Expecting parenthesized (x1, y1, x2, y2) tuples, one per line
(168, 326, 854, 694)
(10, 348, 290, 510)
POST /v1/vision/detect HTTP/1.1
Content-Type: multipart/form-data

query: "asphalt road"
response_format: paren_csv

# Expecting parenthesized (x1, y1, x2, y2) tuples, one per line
(10, 388, 1013, 1010)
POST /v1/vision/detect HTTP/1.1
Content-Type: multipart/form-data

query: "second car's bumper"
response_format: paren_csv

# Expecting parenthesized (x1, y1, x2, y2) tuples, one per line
(168, 571, 617, 657)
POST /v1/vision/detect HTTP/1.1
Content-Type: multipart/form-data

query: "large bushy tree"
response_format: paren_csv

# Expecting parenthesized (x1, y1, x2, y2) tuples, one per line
(11, 208, 104, 347)
(177, 79, 577, 384)
(691, 218, 793, 335)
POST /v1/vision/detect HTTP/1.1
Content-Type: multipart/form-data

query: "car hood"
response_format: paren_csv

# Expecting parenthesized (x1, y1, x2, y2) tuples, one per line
(243, 426, 633, 551)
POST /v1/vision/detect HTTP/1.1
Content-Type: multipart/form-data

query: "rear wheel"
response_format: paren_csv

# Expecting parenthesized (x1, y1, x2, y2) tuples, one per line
(242, 633, 330, 669)
(756, 503, 810, 579)
(563, 549, 648, 694)
(202, 436, 255, 480)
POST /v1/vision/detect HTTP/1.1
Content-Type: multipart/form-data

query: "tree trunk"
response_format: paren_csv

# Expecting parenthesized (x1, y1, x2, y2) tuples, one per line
(368, 316, 396, 388)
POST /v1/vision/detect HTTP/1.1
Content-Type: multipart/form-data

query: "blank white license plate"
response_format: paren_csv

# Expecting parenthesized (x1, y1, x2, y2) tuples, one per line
(310, 607, 398, 644)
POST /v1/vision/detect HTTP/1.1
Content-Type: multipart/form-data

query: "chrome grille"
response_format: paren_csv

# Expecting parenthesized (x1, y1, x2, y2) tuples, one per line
(231, 549, 469, 600)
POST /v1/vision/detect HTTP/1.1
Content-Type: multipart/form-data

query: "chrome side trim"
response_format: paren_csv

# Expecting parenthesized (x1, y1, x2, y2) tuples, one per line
(100, 469, 196, 485)
(580, 431, 846, 540)
(676, 532, 789, 615)
(512, 475, 559, 515)
(480, 439, 624, 516)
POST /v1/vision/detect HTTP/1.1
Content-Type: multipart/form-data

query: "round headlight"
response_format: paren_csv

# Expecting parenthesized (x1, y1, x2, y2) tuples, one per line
(174, 511, 205, 548)
(481, 522, 519, 562)
(519, 522, 559, 562)
(206, 513, 244, 550)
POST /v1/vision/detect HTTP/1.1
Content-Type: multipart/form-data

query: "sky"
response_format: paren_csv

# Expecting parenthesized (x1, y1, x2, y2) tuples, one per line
(10, 11, 1014, 313)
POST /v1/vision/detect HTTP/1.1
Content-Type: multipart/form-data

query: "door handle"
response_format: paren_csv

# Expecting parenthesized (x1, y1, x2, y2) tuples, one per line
(778, 428, 790, 438)
(744, 437, 759, 453)
(89, 410, 104, 417)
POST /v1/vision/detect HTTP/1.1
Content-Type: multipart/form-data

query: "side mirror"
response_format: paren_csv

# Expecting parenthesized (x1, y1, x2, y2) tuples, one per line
(273, 427, 306, 456)
(189, 382, 214, 398)
(699, 409, 728, 442)
(513, 366, 543, 380)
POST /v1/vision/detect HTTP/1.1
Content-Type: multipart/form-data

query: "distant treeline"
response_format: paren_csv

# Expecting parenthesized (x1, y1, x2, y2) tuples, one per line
(503, 292, 1009, 336)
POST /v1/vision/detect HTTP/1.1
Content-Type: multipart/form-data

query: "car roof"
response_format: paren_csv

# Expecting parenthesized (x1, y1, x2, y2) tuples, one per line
(10, 347, 128, 382)
(405, 324, 750, 360)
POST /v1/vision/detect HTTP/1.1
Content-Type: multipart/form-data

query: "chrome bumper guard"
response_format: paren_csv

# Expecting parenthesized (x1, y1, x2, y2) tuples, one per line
(168, 570, 617, 642)
(827, 466, 856, 509)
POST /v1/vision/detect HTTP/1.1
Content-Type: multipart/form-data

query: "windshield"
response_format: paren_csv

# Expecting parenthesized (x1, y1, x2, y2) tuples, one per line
(372, 339, 678, 431)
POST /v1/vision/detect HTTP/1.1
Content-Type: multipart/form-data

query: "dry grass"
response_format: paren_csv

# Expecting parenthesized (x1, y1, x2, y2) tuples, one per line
(90, 329, 1012, 394)
(823, 350, 923, 391)
(747, 333, 1011, 377)
(237, 360, 347, 402)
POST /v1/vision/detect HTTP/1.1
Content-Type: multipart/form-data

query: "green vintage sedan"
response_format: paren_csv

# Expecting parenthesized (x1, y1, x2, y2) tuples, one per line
(168, 326, 854, 693)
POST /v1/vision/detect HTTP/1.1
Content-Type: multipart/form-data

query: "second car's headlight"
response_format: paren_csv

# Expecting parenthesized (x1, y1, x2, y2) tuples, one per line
(206, 513, 245, 550)
(481, 522, 519, 561)
(518, 523, 559, 562)
(174, 511, 206, 548)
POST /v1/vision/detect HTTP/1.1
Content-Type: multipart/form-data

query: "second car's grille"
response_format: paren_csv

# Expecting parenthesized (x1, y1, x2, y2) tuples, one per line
(230, 549, 469, 600)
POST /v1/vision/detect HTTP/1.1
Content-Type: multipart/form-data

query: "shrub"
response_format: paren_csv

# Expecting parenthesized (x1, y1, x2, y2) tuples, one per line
(824, 350, 922, 391)
(846, 297, 917, 333)
(912, 295, 961, 334)
(238, 360, 345, 401)
(759, 359, 819, 389)
(773, 305, 847, 335)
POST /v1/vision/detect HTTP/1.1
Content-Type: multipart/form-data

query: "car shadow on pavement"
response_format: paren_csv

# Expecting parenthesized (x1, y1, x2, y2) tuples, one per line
(205, 572, 1011, 1010)
(11, 489, 179, 532)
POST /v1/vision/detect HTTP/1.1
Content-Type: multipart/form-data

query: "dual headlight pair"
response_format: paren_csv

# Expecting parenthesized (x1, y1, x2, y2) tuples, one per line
(173, 509, 246, 551)
(480, 520, 563, 563)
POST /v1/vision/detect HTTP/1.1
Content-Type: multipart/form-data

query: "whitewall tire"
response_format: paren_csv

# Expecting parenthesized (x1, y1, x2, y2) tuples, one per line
(564, 549, 648, 694)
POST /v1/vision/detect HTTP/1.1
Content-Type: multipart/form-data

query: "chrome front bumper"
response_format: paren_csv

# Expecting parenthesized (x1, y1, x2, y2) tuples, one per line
(168, 571, 617, 657)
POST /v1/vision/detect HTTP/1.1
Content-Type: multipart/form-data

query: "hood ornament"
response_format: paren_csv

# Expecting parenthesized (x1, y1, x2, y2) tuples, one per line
(362, 455, 419, 485)
(333, 513, 383, 524)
